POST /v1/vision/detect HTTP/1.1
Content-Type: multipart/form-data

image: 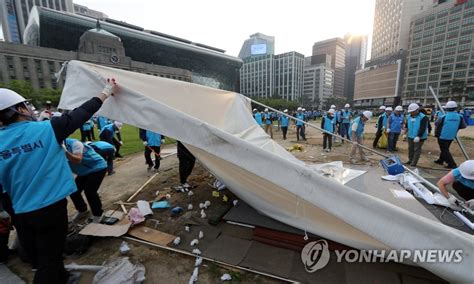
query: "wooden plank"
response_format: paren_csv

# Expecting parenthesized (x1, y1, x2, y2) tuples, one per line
(127, 225, 176, 246)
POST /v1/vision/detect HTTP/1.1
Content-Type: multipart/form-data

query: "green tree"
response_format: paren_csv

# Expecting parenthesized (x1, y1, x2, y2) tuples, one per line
(0, 80, 62, 108)
(323, 97, 347, 110)
(252, 98, 299, 111)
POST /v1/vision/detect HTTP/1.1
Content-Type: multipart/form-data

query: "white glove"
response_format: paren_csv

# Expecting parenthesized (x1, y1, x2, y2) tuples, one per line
(386, 128, 391, 133)
(119, 141, 123, 145)
(143, 141, 148, 146)
(161, 139, 166, 144)
(448, 195, 457, 206)
(413, 136, 420, 143)
(101, 78, 117, 98)
(62, 143, 68, 152)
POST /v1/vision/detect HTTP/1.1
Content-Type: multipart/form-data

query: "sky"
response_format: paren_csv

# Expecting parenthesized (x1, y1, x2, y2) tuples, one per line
(75, 0, 377, 58)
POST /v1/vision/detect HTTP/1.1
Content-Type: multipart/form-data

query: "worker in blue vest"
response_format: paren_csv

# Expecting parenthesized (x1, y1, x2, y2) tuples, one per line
(80, 118, 94, 142)
(373, 106, 389, 148)
(404, 103, 428, 167)
(296, 107, 306, 141)
(96, 115, 109, 131)
(0, 79, 117, 283)
(263, 108, 273, 139)
(340, 104, 352, 141)
(142, 130, 163, 172)
(350, 111, 372, 163)
(321, 109, 336, 152)
(99, 121, 123, 158)
(438, 160, 474, 203)
(88, 141, 116, 175)
(64, 138, 107, 223)
(280, 109, 290, 140)
(434, 101, 466, 169)
(387, 106, 404, 153)
(253, 109, 263, 127)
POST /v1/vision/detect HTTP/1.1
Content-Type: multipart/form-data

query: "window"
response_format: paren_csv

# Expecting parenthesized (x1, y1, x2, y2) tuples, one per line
(420, 61, 430, 68)
(454, 71, 467, 78)
(421, 45, 431, 53)
(459, 35, 472, 45)
(448, 22, 460, 31)
(429, 74, 439, 81)
(442, 65, 454, 72)
(438, 10, 449, 18)
(420, 53, 430, 60)
(444, 57, 455, 64)
(418, 76, 427, 82)
(435, 26, 446, 34)
(446, 39, 458, 47)
(461, 26, 474, 35)
(432, 50, 443, 58)
(449, 13, 461, 22)
(457, 54, 470, 62)
(444, 48, 456, 56)
(447, 30, 459, 39)
(432, 59, 442, 66)
(423, 30, 434, 37)
(419, 69, 428, 75)
(416, 83, 426, 90)
(434, 34, 445, 42)
(463, 17, 474, 26)
(456, 62, 468, 69)
(458, 44, 471, 53)
(430, 66, 441, 73)
(433, 42, 444, 50)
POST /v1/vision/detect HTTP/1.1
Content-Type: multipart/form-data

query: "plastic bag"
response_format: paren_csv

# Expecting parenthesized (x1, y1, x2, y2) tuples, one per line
(377, 132, 388, 149)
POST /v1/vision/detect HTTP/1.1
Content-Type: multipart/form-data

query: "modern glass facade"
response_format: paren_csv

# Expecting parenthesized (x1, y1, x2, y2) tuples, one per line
(404, 0, 474, 106)
(24, 7, 242, 91)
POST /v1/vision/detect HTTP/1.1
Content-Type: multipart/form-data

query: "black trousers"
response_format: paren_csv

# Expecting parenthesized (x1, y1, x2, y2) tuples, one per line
(178, 143, 196, 184)
(453, 181, 474, 201)
(145, 146, 161, 169)
(388, 132, 400, 152)
(373, 129, 383, 148)
(112, 138, 122, 157)
(90, 126, 96, 140)
(281, 126, 288, 140)
(13, 199, 68, 284)
(94, 147, 115, 174)
(437, 138, 456, 167)
(80, 130, 92, 142)
(70, 169, 106, 217)
(296, 125, 306, 141)
(323, 133, 332, 149)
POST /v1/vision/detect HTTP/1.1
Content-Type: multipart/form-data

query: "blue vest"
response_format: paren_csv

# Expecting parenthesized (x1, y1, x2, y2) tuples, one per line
(407, 113, 428, 139)
(97, 116, 108, 130)
(440, 112, 461, 140)
(99, 123, 115, 140)
(281, 116, 289, 127)
(90, 141, 114, 151)
(382, 113, 389, 128)
(254, 113, 263, 126)
(82, 119, 92, 131)
(323, 116, 335, 132)
(453, 168, 474, 189)
(296, 113, 305, 126)
(341, 110, 351, 124)
(0, 121, 76, 214)
(65, 138, 107, 176)
(390, 113, 404, 133)
(264, 113, 272, 125)
(350, 116, 365, 138)
(146, 131, 162, 147)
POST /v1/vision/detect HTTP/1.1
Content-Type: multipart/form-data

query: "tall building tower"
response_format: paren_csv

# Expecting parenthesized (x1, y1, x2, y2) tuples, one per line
(238, 33, 275, 59)
(312, 38, 346, 98)
(0, 0, 73, 43)
(344, 34, 368, 102)
(303, 55, 334, 108)
(371, 0, 432, 59)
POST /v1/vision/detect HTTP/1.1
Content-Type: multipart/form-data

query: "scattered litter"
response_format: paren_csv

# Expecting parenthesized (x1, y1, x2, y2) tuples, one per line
(137, 200, 153, 217)
(151, 201, 170, 209)
(173, 237, 181, 246)
(185, 226, 190, 232)
(119, 241, 130, 255)
(212, 191, 220, 198)
(199, 203, 205, 209)
(212, 179, 227, 191)
(189, 267, 199, 283)
(190, 239, 199, 246)
(287, 144, 303, 152)
(233, 200, 238, 206)
(148, 219, 160, 229)
(92, 257, 145, 284)
(188, 191, 194, 196)
(165, 194, 171, 199)
(65, 263, 103, 272)
(390, 188, 415, 199)
(200, 210, 207, 219)
(221, 273, 232, 281)
(195, 256, 203, 267)
(198, 231, 204, 239)
(171, 207, 183, 216)
(192, 248, 201, 255)
(309, 156, 314, 159)
(204, 201, 211, 208)
(127, 208, 145, 225)
(222, 195, 229, 202)
(187, 204, 193, 210)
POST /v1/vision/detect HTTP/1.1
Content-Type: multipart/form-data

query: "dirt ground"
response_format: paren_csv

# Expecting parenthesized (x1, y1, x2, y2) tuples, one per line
(6, 121, 474, 283)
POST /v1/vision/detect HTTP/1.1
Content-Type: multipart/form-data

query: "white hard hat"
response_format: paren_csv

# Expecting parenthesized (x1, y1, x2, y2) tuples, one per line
(283, 109, 288, 113)
(264, 108, 269, 112)
(253, 108, 257, 112)
(0, 89, 26, 111)
(385, 107, 393, 112)
(344, 104, 350, 108)
(445, 101, 457, 109)
(114, 121, 123, 129)
(302, 108, 306, 111)
(330, 105, 336, 109)
(328, 109, 335, 114)
(363, 111, 372, 119)
(379, 106, 386, 110)
(459, 160, 474, 180)
(51, 112, 62, 117)
(395, 106, 403, 111)
(407, 103, 419, 113)
(297, 107, 302, 111)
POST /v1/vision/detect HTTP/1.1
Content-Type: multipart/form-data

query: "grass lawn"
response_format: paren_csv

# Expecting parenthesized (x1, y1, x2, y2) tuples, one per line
(70, 124, 175, 156)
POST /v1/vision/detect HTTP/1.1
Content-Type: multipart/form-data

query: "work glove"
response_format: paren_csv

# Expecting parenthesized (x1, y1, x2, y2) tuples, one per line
(143, 141, 148, 146)
(161, 139, 166, 144)
(448, 195, 458, 206)
(101, 78, 117, 98)
(119, 141, 123, 146)
(413, 136, 420, 143)
(386, 128, 391, 134)
(62, 143, 68, 152)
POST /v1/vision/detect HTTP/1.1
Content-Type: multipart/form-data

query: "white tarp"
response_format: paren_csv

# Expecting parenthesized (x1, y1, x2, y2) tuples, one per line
(59, 61, 473, 283)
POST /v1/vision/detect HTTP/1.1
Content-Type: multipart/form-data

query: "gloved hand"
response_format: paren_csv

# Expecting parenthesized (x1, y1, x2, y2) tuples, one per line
(101, 78, 117, 98)
(161, 139, 166, 144)
(413, 136, 420, 143)
(119, 141, 123, 146)
(448, 195, 457, 206)
(62, 143, 68, 152)
(143, 141, 148, 146)
(386, 128, 391, 134)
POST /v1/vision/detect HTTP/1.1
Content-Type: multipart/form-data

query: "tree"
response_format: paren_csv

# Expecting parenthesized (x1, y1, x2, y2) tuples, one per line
(251, 98, 299, 111)
(0, 80, 62, 108)
(323, 97, 346, 110)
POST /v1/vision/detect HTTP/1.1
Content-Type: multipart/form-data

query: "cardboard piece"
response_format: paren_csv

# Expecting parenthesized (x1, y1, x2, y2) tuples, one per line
(128, 225, 176, 246)
(79, 222, 131, 237)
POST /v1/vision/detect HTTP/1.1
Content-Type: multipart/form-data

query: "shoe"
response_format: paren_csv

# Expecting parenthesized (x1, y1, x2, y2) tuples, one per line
(182, 182, 191, 189)
(174, 185, 185, 193)
(108, 170, 116, 176)
(404, 161, 412, 165)
(324, 148, 329, 152)
(434, 160, 444, 165)
(90, 215, 103, 224)
(116, 154, 123, 158)
(445, 164, 457, 169)
(147, 166, 152, 172)
(70, 210, 90, 222)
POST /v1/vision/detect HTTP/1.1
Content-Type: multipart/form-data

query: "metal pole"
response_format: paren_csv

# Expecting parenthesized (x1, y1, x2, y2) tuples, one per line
(428, 86, 469, 160)
(250, 99, 442, 193)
